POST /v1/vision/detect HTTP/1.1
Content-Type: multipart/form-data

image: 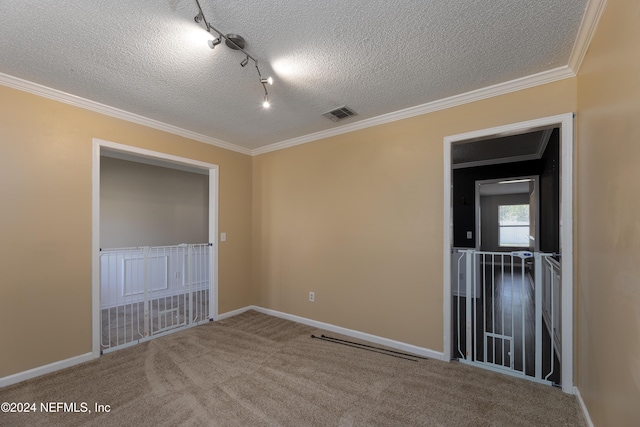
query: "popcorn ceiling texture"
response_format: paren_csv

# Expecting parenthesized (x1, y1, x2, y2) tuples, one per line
(0, 0, 587, 149)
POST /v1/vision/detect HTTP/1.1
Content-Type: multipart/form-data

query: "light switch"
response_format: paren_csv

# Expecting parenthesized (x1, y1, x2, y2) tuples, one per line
(467, 231, 473, 239)
(220, 232, 227, 242)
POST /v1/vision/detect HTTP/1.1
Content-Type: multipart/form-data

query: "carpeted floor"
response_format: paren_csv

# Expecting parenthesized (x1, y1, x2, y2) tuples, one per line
(0, 310, 585, 426)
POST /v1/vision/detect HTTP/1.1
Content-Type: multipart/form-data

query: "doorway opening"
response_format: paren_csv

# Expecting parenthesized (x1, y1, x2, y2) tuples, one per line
(443, 114, 573, 393)
(476, 176, 539, 252)
(91, 139, 219, 356)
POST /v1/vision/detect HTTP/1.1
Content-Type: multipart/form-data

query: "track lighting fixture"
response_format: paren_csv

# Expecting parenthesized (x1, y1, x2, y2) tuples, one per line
(207, 38, 221, 49)
(193, 0, 273, 109)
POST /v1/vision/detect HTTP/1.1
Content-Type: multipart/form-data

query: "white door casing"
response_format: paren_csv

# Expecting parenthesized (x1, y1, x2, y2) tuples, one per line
(442, 113, 574, 393)
(91, 138, 219, 357)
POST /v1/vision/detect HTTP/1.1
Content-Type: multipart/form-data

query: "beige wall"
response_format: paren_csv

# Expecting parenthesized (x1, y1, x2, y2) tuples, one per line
(576, 0, 640, 425)
(0, 85, 254, 378)
(100, 157, 209, 248)
(253, 78, 577, 350)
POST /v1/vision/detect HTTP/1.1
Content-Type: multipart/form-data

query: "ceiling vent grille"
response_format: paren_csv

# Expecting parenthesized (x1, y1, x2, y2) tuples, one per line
(322, 106, 357, 122)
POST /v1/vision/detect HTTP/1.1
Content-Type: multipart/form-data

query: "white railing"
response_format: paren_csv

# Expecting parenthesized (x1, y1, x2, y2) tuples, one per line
(99, 243, 211, 352)
(541, 256, 561, 369)
(454, 250, 560, 385)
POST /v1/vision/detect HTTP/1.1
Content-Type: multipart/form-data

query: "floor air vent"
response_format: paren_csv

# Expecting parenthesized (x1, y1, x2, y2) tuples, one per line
(322, 106, 357, 122)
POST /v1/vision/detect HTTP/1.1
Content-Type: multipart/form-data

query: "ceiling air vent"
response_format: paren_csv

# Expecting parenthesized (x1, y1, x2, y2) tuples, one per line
(322, 106, 357, 122)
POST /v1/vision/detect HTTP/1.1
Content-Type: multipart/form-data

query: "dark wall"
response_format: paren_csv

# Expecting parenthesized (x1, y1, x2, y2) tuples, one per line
(452, 129, 560, 250)
(538, 129, 560, 253)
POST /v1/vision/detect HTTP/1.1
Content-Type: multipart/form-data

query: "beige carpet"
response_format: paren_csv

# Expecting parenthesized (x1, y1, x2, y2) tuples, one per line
(0, 310, 585, 426)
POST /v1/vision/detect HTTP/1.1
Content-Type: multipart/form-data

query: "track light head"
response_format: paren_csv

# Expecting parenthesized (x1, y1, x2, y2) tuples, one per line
(263, 96, 270, 108)
(240, 57, 249, 67)
(208, 38, 221, 49)
(260, 77, 273, 85)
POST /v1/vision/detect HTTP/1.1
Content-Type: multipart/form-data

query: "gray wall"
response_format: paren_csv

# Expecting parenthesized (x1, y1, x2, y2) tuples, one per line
(100, 157, 209, 248)
(480, 193, 530, 251)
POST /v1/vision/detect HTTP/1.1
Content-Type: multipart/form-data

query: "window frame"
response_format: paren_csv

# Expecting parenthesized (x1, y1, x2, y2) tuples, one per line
(498, 203, 531, 247)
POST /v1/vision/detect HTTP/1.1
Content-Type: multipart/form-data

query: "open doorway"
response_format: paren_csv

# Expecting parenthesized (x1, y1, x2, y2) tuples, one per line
(476, 176, 539, 252)
(91, 139, 219, 356)
(443, 113, 573, 393)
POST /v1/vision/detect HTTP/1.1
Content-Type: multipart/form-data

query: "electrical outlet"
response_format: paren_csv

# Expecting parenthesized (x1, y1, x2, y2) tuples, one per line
(309, 292, 315, 302)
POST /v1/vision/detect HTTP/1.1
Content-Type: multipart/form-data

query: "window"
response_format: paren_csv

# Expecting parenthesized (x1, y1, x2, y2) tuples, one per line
(498, 204, 530, 247)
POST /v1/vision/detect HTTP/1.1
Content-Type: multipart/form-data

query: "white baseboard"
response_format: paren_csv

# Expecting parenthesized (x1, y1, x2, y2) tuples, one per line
(249, 305, 446, 361)
(1, 306, 445, 388)
(216, 305, 254, 321)
(0, 352, 95, 389)
(574, 386, 595, 427)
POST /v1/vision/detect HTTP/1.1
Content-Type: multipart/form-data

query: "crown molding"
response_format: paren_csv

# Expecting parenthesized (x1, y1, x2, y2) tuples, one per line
(2, 0, 605, 160)
(0, 72, 251, 156)
(568, 0, 608, 74)
(3, 52, 590, 160)
(254, 2, 606, 157)
(252, 66, 575, 156)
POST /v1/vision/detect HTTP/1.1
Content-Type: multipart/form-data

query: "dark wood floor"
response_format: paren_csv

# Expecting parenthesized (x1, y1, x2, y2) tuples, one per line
(452, 265, 560, 385)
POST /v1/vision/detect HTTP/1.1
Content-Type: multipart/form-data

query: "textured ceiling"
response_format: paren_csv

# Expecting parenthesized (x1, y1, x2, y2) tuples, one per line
(0, 0, 588, 150)
(479, 181, 530, 196)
